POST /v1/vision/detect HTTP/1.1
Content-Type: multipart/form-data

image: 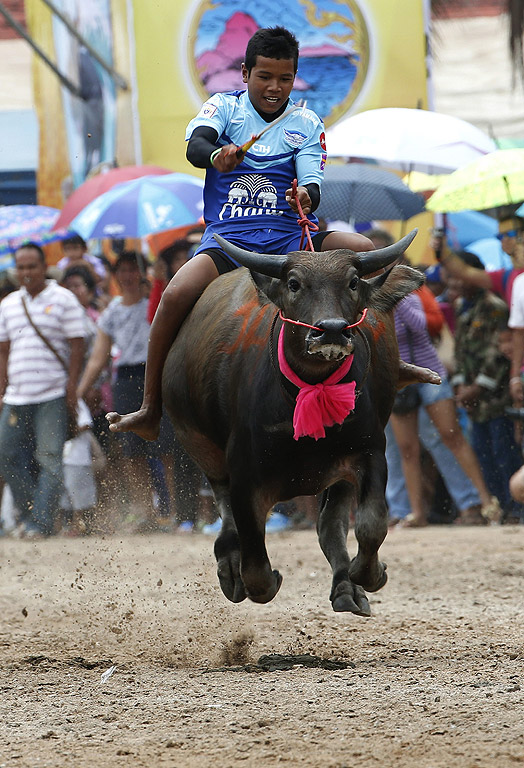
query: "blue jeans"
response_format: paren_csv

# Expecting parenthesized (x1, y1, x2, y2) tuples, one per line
(0, 397, 67, 535)
(386, 407, 480, 519)
(471, 416, 524, 520)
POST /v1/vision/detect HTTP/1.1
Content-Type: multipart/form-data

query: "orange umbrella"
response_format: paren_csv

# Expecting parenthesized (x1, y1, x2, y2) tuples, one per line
(146, 219, 204, 257)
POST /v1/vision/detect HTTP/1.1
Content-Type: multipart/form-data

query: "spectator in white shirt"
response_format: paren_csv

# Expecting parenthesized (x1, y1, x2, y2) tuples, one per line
(0, 243, 85, 538)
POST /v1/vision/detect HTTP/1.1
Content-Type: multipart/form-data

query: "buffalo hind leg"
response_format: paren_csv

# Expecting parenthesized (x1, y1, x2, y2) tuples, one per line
(348, 451, 388, 594)
(211, 481, 246, 603)
(317, 481, 371, 616)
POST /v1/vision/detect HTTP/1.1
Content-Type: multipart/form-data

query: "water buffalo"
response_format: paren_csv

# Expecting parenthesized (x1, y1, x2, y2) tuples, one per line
(162, 230, 436, 616)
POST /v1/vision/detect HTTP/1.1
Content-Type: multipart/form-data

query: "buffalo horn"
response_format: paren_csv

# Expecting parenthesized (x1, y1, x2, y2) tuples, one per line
(213, 234, 287, 278)
(355, 229, 418, 276)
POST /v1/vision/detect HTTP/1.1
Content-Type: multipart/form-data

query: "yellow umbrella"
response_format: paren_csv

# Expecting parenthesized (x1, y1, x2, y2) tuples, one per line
(402, 171, 449, 195)
(426, 149, 524, 212)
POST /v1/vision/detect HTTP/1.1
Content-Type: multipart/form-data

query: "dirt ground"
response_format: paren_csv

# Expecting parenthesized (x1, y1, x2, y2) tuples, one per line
(1, 524, 523, 768)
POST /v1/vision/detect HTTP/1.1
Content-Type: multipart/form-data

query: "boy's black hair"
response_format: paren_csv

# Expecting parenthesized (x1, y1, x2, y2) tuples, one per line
(244, 27, 299, 74)
(62, 263, 97, 293)
(15, 241, 46, 263)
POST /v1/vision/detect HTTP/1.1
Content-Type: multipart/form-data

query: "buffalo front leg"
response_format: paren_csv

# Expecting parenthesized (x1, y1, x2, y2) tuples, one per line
(211, 481, 247, 603)
(229, 485, 282, 604)
(317, 481, 371, 616)
(348, 451, 389, 594)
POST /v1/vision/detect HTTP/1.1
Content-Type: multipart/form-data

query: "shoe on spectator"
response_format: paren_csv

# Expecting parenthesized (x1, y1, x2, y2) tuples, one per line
(177, 521, 194, 534)
(481, 496, 502, 524)
(454, 505, 489, 526)
(266, 511, 293, 533)
(202, 518, 222, 535)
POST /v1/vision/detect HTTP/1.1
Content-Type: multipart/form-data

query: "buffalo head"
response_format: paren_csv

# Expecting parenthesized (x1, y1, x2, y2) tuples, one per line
(214, 231, 423, 362)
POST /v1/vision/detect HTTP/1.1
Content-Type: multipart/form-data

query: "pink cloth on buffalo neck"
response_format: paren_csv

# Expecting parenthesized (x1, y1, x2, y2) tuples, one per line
(277, 327, 356, 441)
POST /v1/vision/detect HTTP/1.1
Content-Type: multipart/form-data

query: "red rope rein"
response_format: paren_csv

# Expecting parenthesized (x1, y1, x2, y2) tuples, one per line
(279, 307, 368, 332)
(291, 178, 318, 251)
(281, 180, 368, 333)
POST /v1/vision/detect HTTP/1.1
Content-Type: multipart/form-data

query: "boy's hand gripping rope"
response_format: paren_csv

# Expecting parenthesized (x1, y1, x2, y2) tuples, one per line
(290, 178, 318, 251)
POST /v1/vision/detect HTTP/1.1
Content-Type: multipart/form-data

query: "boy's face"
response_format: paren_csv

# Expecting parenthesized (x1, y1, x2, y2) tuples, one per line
(241, 56, 296, 114)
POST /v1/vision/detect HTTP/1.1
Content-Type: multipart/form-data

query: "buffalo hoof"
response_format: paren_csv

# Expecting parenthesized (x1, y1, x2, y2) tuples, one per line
(217, 553, 247, 603)
(331, 581, 371, 616)
(349, 558, 388, 593)
(246, 569, 283, 604)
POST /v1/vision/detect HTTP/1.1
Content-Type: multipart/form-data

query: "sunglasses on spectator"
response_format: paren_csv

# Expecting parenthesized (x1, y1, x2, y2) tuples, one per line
(496, 229, 522, 240)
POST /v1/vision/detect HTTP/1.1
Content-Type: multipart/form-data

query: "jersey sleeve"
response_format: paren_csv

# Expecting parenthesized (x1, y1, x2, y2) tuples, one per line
(185, 93, 232, 142)
(295, 117, 326, 188)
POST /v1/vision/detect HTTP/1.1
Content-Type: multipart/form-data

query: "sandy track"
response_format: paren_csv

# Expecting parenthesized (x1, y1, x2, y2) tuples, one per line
(1, 525, 523, 767)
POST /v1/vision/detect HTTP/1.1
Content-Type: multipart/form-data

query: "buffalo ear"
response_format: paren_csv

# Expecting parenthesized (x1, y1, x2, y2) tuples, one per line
(365, 264, 425, 313)
(249, 270, 283, 305)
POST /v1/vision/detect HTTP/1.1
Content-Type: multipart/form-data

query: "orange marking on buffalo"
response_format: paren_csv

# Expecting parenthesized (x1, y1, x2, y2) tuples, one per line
(225, 301, 274, 355)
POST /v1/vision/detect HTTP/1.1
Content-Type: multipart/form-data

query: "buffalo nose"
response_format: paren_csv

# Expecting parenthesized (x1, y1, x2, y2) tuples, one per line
(313, 318, 349, 334)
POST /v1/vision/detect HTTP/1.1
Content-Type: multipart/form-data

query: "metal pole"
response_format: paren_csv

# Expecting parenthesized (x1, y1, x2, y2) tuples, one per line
(0, 1, 83, 99)
(39, 0, 128, 91)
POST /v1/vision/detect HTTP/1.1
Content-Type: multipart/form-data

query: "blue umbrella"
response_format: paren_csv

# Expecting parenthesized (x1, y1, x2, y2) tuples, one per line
(465, 237, 512, 271)
(445, 210, 498, 251)
(69, 173, 204, 239)
(316, 164, 426, 224)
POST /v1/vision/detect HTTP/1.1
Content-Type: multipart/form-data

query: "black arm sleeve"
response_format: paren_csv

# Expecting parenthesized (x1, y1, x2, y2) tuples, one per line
(186, 126, 220, 168)
(304, 183, 320, 213)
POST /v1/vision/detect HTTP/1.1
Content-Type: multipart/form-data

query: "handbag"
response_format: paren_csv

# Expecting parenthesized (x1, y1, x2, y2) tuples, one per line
(392, 326, 420, 415)
(20, 295, 78, 440)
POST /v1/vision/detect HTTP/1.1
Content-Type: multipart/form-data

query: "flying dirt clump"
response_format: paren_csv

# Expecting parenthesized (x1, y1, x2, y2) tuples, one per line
(219, 631, 255, 666)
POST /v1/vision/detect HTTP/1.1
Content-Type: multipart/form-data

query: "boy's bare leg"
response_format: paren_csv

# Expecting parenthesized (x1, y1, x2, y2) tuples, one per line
(106, 254, 219, 440)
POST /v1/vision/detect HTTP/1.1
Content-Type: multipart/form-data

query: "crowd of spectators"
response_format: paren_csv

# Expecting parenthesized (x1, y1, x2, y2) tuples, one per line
(0, 217, 523, 539)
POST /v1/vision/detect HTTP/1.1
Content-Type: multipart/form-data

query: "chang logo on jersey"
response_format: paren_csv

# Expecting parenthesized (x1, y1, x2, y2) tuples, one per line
(219, 174, 283, 221)
(283, 129, 307, 148)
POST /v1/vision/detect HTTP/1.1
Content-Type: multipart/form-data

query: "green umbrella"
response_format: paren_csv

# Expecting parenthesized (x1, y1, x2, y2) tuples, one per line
(426, 149, 524, 212)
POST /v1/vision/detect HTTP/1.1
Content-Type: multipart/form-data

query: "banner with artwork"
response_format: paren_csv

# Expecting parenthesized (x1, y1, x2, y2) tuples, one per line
(26, 0, 137, 208)
(132, 0, 429, 172)
(28, 0, 428, 207)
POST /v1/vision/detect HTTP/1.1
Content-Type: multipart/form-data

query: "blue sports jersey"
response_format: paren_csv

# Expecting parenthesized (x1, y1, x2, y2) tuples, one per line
(185, 91, 326, 242)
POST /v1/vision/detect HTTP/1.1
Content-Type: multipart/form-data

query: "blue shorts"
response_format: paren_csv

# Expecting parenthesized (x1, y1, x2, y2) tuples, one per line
(417, 377, 453, 407)
(195, 227, 331, 274)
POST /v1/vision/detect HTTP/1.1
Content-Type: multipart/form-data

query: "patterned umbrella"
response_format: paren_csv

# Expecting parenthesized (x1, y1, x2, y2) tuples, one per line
(0, 206, 73, 270)
(69, 173, 205, 239)
(0, 205, 60, 240)
(316, 164, 426, 224)
(54, 164, 173, 230)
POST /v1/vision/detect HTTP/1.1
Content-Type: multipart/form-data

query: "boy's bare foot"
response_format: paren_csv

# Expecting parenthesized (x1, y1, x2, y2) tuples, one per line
(106, 408, 160, 441)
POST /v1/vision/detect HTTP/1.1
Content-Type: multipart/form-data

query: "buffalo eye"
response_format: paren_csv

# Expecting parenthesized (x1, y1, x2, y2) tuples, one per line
(288, 277, 300, 293)
(349, 276, 359, 290)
